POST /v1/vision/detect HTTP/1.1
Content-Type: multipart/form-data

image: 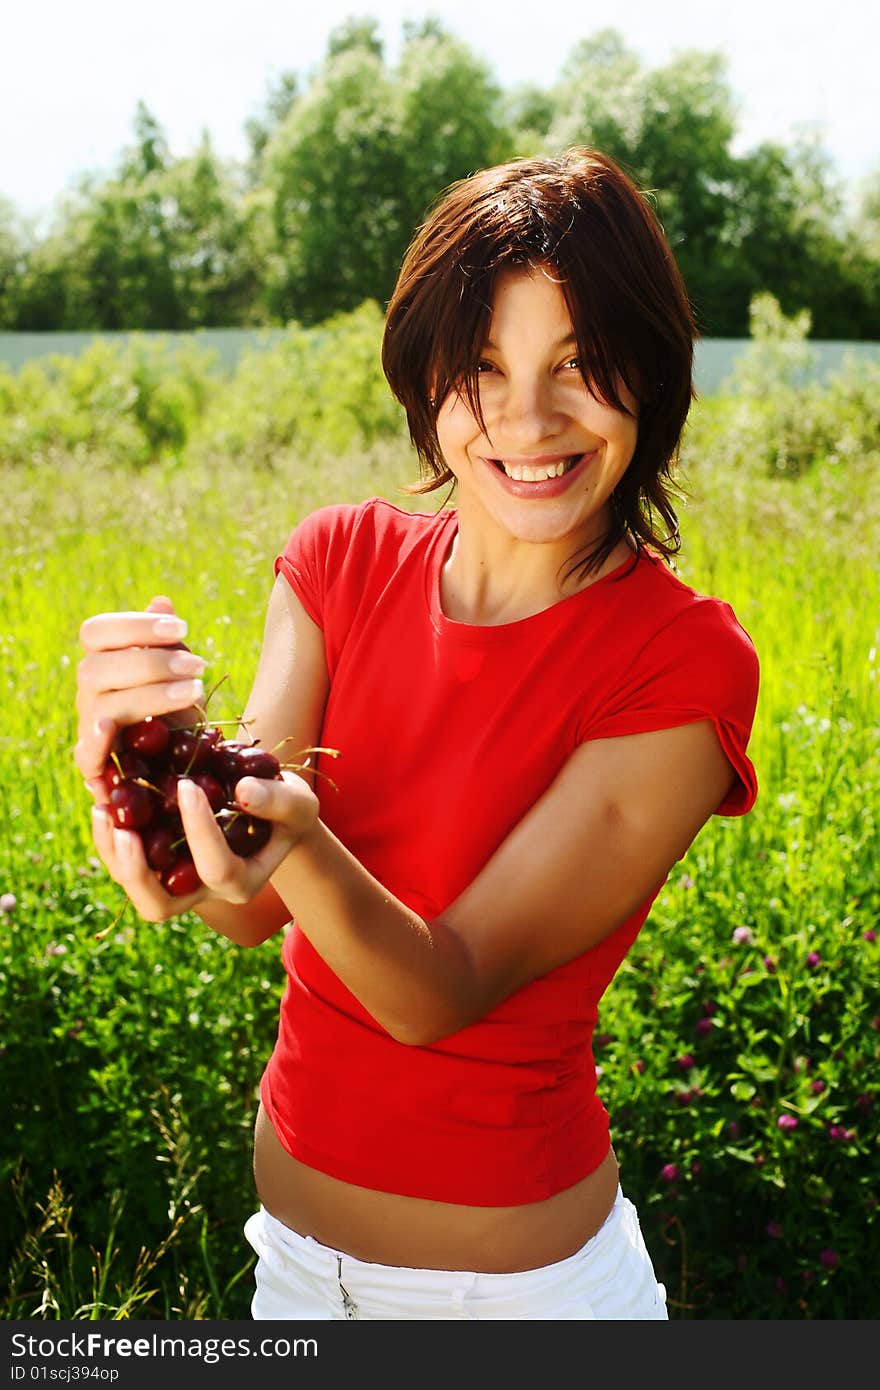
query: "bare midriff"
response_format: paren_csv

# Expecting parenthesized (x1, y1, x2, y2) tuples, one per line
(252, 1099, 620, 1273)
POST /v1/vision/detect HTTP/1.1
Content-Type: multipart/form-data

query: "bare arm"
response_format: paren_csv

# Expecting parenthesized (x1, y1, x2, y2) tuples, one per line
(252, 718, 736, 1043)
(190, 575, 330, 946)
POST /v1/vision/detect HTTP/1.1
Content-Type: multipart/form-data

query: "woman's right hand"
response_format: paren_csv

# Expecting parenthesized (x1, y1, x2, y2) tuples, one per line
(73, 595, 207, 804)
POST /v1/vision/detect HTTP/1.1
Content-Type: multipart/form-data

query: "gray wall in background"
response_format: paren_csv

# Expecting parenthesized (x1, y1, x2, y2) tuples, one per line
(0, 329, 878, 396)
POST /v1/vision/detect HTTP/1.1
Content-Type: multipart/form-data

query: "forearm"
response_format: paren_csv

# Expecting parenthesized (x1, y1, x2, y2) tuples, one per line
(270, 820, 477, 1044)
(194, 880, 291, 948)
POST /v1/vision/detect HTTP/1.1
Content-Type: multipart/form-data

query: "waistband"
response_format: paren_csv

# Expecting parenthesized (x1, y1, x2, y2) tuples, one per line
(246, 1185, 629, 1317)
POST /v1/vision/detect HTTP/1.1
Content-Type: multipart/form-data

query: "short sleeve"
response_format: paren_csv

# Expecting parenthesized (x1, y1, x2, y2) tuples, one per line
(584, 599, 760, 817)
(274, 506, 339, 628)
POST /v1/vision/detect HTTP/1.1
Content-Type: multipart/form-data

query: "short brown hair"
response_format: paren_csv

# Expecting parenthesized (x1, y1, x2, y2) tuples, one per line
(381, 147, 697, 582)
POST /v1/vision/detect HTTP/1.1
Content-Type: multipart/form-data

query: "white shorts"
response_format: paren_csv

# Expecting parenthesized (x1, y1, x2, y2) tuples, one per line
(243, 1184, 668, 1320)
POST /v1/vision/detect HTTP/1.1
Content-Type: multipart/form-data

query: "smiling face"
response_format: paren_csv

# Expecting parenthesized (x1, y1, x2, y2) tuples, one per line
(434, 263, 639, 552)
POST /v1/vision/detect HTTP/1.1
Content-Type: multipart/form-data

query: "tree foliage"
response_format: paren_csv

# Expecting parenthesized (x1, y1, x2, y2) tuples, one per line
(1, 22, 877, 336)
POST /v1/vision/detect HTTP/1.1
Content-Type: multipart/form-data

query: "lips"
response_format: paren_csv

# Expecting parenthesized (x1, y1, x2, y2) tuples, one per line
(482, 450, 597, 497)
(490, 455, 583, 480)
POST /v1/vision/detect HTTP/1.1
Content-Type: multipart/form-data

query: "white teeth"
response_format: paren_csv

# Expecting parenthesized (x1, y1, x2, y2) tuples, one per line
(498, 457, 578, 481)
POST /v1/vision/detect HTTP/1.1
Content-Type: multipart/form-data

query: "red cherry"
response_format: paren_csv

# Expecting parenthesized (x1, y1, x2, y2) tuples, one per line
(219, 810, 272, 858)
(106, 752, 150, 789)
(210, 740, 247, 784)
(155, 770, 184, 814)
(235, 746, 281, 780)
(122, 716, 170, 758)
(192, 772, 225, 812)
(167, 728, 213, 774)
(108, 782, 155, 830)
(142, 824, 178, 872)
(161, 857, 203, 897)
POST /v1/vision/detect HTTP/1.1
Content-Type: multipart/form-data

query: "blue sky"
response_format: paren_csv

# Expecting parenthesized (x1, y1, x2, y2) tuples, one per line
(4, 0, 877, 226)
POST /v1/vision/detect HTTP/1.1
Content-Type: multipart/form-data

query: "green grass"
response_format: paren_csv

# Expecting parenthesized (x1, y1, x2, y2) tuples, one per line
(1, 401, 878, 1319)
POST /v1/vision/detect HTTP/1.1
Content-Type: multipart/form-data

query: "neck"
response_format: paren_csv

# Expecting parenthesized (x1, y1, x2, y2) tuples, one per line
(439, 511, 633, 627)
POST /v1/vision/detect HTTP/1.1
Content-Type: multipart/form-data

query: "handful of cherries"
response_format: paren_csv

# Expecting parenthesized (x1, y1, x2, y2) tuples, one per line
(104, 713, 287, 897)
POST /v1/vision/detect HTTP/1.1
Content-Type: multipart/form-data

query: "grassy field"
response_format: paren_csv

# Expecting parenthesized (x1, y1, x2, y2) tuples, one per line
(1, 392, 878, 1319)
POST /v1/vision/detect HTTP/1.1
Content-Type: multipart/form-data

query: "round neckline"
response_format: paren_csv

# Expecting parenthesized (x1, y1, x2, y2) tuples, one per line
(425, 509, 645, 644)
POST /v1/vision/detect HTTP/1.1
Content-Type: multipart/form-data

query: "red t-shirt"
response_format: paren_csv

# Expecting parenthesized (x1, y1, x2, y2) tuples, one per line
(259, 497, 760, 1205)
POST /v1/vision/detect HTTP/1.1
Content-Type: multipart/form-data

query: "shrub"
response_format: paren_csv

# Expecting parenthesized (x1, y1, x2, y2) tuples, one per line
(718, 293, 880, 477)
(188, 300, 407, 469)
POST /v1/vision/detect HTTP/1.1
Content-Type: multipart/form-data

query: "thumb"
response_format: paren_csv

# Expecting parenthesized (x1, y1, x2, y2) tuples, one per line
(146, 595, 190, 650)
(146, 595, 176, 614)
(234, 772, 318, 836)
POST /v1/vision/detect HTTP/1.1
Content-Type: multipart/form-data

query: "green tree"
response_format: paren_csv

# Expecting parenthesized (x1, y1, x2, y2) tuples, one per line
(546, 32, 738, 321)
(394, 22, 511, 234)
(244, 71, 300, 187)
(500, 83, 557, 159)
(162, 133, 266, 326)
(0, 198, 27, 328)
(119, 100, 170, 180)
(326, 14, 384, 60)
(265, 20, 510, 324)
(265, 44, 405, 323)
(710, 138, 878, 337)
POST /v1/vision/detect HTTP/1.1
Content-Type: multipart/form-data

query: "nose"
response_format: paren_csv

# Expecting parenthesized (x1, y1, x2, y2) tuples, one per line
(484, 375, 567, 449)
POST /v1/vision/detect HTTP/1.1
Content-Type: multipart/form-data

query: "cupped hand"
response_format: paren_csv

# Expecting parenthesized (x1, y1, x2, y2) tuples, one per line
(74, 595, 205, 801)
(91, 767, 320, 922)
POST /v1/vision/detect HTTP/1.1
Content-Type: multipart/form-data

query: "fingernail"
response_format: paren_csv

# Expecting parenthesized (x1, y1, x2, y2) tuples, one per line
(168, 651, 206, 677)
(239, 778, 267, 809)
(94, 718, 114, 738)
(153, 617, 188, 639)
(113, 828, 132, 856)
(177, 778, 196, 809)
(166, 678, 204, 702)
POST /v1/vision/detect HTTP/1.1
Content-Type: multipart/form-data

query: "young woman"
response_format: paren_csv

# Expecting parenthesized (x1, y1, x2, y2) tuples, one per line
(74, 147, 760, 1320)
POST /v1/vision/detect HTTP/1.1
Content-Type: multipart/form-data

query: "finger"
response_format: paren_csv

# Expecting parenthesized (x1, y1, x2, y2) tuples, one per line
(176, 779, 259, 904)
(91, 803, 122, 879)
(74, 716, 118, 783)
(77, 645, 206, 703)
(234, 771, 319, 839)
(146, 595, 176, 614)
(93, 806, 202, 922)
(79, 611, 189, 654)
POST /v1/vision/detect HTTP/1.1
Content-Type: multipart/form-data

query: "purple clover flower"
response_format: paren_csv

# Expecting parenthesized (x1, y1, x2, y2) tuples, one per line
(695, 1018, 714, 1038)
(661, 1163, 679, 1182)
(819, 1249, 839, 1269)
(810, 1080, 826, 1094)
(806, 951, 821, 968)
(766, 1221, 783, 1239)
(732, 926, 754, 945)
(0, 893, 16, 913)
(777, 1114, 799, 1131)
(677, 1053, 696, 1071)
(863, 929, 877, 943)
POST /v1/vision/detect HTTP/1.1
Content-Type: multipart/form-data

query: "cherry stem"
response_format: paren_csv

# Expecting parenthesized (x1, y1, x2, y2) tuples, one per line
(94, 893, 131, 941)
(202, 672, 229, 708)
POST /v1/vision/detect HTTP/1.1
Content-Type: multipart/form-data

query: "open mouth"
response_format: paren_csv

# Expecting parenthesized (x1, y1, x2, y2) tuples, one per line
(489, 455, 584, 482)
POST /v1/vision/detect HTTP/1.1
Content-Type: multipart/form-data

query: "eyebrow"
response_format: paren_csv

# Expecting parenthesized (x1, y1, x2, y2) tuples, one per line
(482, 333, 578, 352)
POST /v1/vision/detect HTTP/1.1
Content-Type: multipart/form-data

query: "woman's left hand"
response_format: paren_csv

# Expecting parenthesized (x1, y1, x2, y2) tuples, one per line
(91, 759, 320, 922)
